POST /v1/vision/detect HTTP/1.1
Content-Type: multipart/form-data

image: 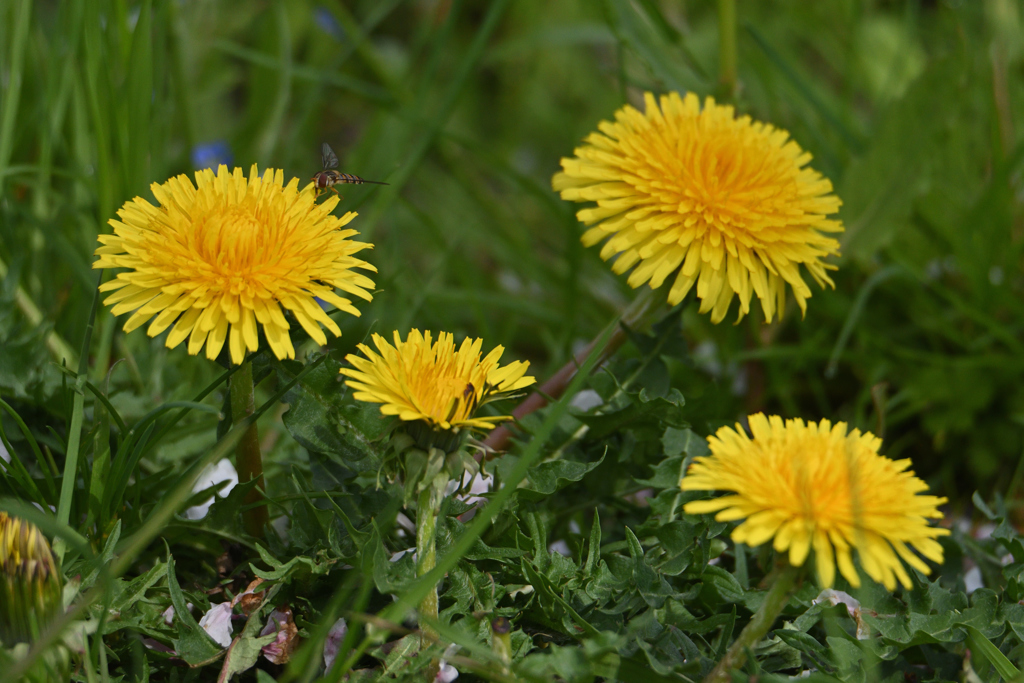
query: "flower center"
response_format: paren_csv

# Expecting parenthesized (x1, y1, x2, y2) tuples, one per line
(179, 200, 284, 296)
(416, 374, 474, 424)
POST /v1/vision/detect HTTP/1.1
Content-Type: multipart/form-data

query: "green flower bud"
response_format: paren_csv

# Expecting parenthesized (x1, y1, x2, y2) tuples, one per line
(0, 512, 64, 645)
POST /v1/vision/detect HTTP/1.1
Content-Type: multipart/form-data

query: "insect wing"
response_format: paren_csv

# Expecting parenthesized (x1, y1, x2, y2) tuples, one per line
(321, 142, 339, 170)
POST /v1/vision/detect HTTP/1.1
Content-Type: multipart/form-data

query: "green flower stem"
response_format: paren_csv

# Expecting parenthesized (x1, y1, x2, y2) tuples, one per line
(230, 360, 267, 537)
(717, 0, 738, 100)
(415, 473, 449, 643)
(491, 617, 513, 674)
(705, 563, 801, 683)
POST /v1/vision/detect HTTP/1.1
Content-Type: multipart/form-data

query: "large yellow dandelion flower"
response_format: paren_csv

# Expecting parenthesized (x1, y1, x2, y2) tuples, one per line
(553, 92, 843, 323)
(93, 165, 376, 365)
(682, 414, 948, 591)
(340, 330, 535, 434)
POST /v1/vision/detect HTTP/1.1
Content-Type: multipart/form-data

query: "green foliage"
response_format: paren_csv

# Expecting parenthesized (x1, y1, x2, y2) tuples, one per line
(1, 0, 1024, 681)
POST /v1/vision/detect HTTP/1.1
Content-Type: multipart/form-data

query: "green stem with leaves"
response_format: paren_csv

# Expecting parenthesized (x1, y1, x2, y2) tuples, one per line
(415, 472, 449, 643)
(230, 360, 267, 537)
(705, 563, 800, 682)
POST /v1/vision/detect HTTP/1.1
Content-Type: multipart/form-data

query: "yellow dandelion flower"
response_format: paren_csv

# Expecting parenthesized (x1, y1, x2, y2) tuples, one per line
(553, 92, 843, 323)
(93, 164, 376, 365)
(681, 414, 948, 591)
(340, 330, 535, 434)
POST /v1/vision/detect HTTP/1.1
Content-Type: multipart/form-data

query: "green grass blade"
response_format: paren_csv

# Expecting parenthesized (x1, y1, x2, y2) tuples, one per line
(0, 397, 58, 500)
(213, 40, 394, 105)
(964, 624, 1021, 680)
(54, 275, 102, 558)
(745, 23, 863, 152)
(825, 265, 905, 379)
(0, 0, 31, 195)
(358, 0, 513, 238)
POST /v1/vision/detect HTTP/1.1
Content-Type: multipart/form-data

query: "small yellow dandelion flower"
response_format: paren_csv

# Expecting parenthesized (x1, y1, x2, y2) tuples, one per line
(682, 414, 948, 591)
(93, 165, 376, 365)
(340, 330, 535, 434)
(553, 92, 843, 323)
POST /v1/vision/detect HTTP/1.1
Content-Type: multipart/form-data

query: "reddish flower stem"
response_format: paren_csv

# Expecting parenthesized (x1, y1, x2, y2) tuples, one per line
(483, 288, 663, 453)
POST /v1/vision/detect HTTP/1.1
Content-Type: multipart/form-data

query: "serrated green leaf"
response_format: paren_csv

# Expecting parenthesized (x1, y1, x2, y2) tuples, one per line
(109, 560, 167, 613)
(577, 390, 688, 440)
(638, 454, 685, 490)
(280, 355, 387, 470)
(367, 526, 416, 595)
(166, 554, 223, 666)
(218, 608, 277, 681)
(662, 427, 708, 460)
(251, 544, 336, 582)
(499, 453, 605, 502)
(625, 527, 672, 608)
(585, 509, 602, 578)
(775, 628, 828, 657)
(650, 521, 697, 576)
(700, 565, 746, 605)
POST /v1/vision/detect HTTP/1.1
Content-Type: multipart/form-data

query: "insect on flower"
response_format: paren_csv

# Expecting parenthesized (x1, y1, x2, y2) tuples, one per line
(312, 142, 388, 197)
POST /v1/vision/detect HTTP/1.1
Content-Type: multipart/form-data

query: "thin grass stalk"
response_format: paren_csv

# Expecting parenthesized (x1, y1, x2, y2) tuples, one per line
(54, 276, 101, 562)
(230, 359, 268, 537)
(717, 0, 738, 100)
(0, 0, 31, 195)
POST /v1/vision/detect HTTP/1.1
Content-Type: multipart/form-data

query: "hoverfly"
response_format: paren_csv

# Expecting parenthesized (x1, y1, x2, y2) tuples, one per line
(312, 143, 388, 197)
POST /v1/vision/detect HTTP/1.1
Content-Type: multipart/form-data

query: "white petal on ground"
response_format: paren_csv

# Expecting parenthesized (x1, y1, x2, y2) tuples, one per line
(260, 609, 289, 637)
(964, 566, 984, 594)
(163, 603, 193, 625)
(323, 618, 348, 672)
(185, 458, 238, 520)
(390, 548, 417, 563)
(260, 607, 297, 664)
(458, 471, 494, 506)
(271, 514, 290, 542)
(548, 540, 572, 557)
(812, 588, 870, 640)
(569, 389, 604, 412)
(395, 512, 417, 536)
(507, 585, 533, 599)
(436, 644, 460, 682)
(198, 602, 234, 647)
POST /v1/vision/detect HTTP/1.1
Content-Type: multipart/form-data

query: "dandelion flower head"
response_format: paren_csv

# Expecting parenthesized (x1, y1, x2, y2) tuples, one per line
(682, 414, 948, 590)
(94, 165, 376, 365)
(340, 330, 535, 434)
(1, 512, 63, 644)
(553, 92, 843, 323)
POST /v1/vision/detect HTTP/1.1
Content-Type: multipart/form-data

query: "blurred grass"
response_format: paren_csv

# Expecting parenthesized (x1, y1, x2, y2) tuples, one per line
(0, 0, 1022, 500)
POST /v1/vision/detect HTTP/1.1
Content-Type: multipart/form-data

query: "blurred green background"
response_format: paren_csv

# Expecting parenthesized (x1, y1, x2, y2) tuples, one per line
(1, 0, 1022, 503)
